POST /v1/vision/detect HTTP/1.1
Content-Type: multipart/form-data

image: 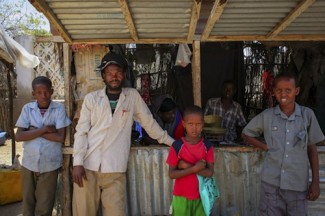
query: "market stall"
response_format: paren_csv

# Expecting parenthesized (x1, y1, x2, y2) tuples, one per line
(27, 0, 325, 215)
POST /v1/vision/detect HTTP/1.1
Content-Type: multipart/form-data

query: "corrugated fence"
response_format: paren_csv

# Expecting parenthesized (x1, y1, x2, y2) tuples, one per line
(126, 146, 325, 216)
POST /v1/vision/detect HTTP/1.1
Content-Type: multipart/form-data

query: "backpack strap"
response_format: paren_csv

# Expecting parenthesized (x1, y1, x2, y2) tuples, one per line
(172, 138, 214, 157)
(172, 139, 184, 157)
(202, 138, 213, 152)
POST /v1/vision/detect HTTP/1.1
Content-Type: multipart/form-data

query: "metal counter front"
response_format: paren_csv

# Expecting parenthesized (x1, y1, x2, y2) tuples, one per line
(126, 145, 325, 216)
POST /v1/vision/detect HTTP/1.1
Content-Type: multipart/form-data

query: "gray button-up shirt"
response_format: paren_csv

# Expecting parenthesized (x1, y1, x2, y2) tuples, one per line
(243, 103, 324, 191)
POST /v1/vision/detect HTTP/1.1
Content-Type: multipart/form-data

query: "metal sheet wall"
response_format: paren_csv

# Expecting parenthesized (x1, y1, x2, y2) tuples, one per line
(126, 146, 325, 216)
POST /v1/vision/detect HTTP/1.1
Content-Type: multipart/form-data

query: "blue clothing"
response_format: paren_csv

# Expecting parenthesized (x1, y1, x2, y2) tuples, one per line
(16, 101, 71, 173)
(243, 103, 324, 191)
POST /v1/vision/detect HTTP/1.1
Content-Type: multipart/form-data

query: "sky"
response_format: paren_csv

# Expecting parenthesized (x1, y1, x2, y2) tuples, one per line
(4, 0, 51, 31)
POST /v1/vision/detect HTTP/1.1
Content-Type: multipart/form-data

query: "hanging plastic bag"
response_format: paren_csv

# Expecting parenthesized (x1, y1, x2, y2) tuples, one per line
(0, 24, 40, 68)
(175, 44, 192, 67)
(197, 175, 220, 216)
(0, 131, 6, 145)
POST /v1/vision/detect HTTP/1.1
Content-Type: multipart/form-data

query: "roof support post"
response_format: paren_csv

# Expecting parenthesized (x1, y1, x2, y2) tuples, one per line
(192, 40, 201, 107)
(62, 43, 72, 216)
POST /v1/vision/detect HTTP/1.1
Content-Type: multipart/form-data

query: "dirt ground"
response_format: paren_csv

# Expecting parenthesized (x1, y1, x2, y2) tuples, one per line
(0, 138, 23, 216)
(0, 139, 23, 165)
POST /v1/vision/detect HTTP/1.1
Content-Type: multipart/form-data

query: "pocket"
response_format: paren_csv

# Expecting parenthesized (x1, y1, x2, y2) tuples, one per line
(294, 130, 307, 149)
(271, 125, 278, 132)
(259, 201, 268, 215)
(270, 124, 281, 148)
(296, 131, 306, 140)
(260, 182, 278, 214)
(118, 109, 129, 127)
(287, 192, 307, 216)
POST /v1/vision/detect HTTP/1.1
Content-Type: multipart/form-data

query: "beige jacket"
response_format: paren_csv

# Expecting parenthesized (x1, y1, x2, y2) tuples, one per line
(73, 87, 174, 173)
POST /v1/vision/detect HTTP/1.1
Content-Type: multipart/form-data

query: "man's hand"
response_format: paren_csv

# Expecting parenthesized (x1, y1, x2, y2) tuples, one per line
(307, 181, 320, 201)
(73, 165, 87, 187)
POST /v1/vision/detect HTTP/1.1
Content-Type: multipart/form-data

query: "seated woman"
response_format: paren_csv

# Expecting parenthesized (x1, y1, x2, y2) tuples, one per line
(142, 95, 184, 145)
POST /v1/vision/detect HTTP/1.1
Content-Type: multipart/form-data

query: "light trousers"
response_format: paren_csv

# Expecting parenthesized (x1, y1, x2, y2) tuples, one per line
(73, 169, 127, 216)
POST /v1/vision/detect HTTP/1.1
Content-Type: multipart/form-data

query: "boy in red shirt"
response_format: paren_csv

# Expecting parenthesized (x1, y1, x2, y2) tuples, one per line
(166, 105, 215, 216)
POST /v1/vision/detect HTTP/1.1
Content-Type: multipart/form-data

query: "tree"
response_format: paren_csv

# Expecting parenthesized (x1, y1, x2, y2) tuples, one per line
(0, 0, 51, 37)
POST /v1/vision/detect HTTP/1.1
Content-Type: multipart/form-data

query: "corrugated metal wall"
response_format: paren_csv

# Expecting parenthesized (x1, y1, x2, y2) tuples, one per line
(126, 146, 325, 216)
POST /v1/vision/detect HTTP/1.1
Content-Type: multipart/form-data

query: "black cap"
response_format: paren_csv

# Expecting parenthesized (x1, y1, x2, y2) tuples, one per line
(96, 52, 128, 73)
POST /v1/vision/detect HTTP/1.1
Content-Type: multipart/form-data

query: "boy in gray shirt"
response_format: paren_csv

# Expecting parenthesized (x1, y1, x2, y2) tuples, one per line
(242, 72, 324, 216)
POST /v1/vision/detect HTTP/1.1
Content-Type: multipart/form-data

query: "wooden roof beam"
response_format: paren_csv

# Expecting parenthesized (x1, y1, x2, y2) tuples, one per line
(29, 0, 72, 43)
(72, 38, 189, 45)
(187, 0, 202, 43)
(201, 0, 228, 40)
(205, 34, 325, 42)
(267, 0, 315, 38)
(119, 0, 138, 42)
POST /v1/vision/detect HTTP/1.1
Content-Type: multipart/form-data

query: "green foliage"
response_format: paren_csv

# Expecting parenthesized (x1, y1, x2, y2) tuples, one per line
(0, 0, 51, 37)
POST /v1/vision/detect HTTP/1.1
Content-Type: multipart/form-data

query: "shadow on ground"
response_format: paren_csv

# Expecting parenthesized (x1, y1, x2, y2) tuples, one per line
(0, 201, 22, 216)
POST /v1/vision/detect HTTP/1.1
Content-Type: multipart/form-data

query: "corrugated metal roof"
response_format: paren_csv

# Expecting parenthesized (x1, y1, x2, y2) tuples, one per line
(29, 0, 325, 43)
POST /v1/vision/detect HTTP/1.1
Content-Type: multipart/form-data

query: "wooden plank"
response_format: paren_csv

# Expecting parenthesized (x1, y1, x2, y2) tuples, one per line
(35, 36, 65, 43)
(119, 0, 138, 41)
(72, 38, 189, 44)
(6, 65, 15, 164)
(192, 40, 201, 107)
(201, 0, 228, 40)
(63, 43, 72, 144)
(49, 1, 119, 8)
(29, 0, 72, 43)
(62, 43, 72, 216)
(205, 34, 325, 41)
(129, 1, 193, 8)
(267, 0, 316, 38)
(63, 147, 74, 155)
(187, 0, 201, 42)
(52, 8, 123, 14)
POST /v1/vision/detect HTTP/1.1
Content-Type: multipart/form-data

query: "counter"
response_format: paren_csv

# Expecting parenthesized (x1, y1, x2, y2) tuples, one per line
(126, 145, 325, 216)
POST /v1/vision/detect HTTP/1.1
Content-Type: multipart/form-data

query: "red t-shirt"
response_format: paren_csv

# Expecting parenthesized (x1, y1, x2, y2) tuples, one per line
(166, 138, 214, 200)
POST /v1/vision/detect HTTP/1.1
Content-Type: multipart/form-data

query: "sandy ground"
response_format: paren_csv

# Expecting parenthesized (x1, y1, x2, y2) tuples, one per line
(0, 139, 23, 166)
(0, 138, 23, 216)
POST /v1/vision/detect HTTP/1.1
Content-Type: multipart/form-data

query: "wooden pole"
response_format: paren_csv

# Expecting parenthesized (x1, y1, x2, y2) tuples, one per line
(192, 40, 201, 107)
(5, 63, 15, 164)
(62, 43, 72, 216)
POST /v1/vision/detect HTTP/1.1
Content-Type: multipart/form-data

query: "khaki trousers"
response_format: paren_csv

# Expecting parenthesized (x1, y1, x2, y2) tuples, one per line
(73, 170, 127, 216)
(21, 166, 59, 216)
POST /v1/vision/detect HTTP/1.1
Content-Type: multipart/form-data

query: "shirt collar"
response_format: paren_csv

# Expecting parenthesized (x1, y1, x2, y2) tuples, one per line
(274, 102, 302, 120)
(100, 87, 126, 103)
(31, 100, 56, 110)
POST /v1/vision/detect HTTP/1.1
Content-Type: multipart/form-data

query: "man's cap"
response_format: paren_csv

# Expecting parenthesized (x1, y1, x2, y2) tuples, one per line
(96, 52, 128, 73)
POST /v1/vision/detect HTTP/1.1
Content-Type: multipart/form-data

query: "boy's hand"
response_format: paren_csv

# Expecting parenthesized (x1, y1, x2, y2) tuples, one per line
(73, 165, 87, 187)
(307, 181, 320, 201)
(193, 160, 206, 172)
(43, 125, 57, 133)
(178, 160, 191, 169)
